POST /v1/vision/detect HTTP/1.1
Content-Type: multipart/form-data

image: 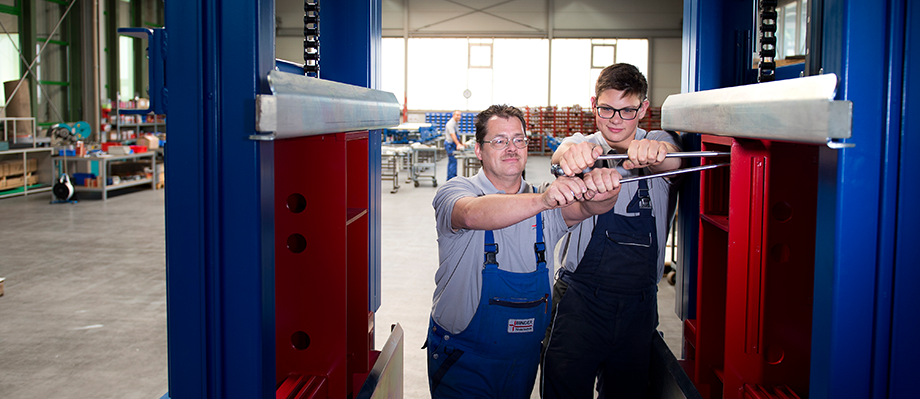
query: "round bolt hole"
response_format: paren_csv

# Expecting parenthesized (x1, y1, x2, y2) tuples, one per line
(770, 243, 791, 263)
(771, 201, 793, 222)
(765, 345, 785, 365)
(287, 234, 307, 253)
(291, 331, 310, 350)
(287, 193, 307, 213)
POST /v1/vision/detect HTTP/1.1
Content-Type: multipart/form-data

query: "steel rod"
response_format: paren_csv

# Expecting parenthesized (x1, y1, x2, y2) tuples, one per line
(619, 163, 730, 183)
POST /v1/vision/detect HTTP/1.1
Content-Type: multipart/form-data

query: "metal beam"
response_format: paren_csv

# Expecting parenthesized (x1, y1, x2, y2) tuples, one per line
(661, 73, 852, 145)
(253, 70, 400, 140)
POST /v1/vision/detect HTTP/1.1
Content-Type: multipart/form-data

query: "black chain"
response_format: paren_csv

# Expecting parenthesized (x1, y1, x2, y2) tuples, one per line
(758, 0, 777, 82)
(304, 1, 320, 78)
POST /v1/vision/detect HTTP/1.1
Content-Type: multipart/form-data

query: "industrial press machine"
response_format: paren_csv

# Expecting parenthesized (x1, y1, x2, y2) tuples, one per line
(157, 0, 917, 398)
(162, 0, 402, 398)
(667, 1, 918, 398)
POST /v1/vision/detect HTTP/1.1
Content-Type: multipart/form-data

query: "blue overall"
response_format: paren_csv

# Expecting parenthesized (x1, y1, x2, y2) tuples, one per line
(428, 206, 551, 399)
(445, 140, 458, 180)
(542, 179, 659, 399)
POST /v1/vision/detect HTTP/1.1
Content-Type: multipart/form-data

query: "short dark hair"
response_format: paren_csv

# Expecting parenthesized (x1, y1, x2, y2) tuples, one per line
(475, 104, 526, 144)
(595, 63, 648, 101)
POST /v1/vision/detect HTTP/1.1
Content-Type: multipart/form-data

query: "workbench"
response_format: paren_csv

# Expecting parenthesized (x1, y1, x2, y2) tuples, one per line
(52, 151, 158, 200)
(455, 152, 480, 177)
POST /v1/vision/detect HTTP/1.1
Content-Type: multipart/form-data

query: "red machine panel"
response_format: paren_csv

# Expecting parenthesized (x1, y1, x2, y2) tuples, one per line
(274, 132, 373, 398)
(688, 136, 818, 399)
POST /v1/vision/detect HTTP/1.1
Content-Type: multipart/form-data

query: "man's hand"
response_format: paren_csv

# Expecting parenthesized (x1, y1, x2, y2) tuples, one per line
(557, 142, 603, 176)
(541, 176, 589, 209)
(559, 168, 621, 226)
(457, 143, 466, 151)
(581, 167, 621, 202)
(622, 139, 671, 170)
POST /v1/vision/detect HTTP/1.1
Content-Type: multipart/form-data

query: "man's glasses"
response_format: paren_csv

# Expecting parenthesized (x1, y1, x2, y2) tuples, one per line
(595, 105, 641, 120)
(484, 137, 529, 150)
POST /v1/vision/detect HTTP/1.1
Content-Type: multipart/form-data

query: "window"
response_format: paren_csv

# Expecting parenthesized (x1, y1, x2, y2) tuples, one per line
(469, 42, 492, 68)
(0, 33, 19, 108)
(381, 38, 405, 110)
(553, 39, 648, 107)
(492, 39, 548, 108)
(119, 36, 135, 101)
(592, 44, 615, 68)
(384, 37, 646, 111)
(775, 0, 808, 58)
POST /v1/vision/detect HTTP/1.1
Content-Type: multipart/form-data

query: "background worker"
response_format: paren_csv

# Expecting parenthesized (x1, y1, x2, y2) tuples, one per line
(427, 104, 622, 399)
(444, 110, 466, 180)
(541, 63, 683, 399)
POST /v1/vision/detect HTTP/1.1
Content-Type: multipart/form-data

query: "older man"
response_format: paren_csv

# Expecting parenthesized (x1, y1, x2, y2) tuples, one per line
(427, 104, 623, 398)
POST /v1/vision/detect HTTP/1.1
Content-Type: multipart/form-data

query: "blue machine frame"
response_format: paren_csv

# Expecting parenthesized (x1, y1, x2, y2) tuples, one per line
(679, 0, 918, 398)
(163, 1, 384, 397)
(162, 0, 917, 397)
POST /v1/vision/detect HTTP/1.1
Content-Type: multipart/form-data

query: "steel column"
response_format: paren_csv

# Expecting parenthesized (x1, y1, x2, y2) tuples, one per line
(888, 1, 920, 397)
(809, 0, 893, 397)
(164, 0, 275, 397)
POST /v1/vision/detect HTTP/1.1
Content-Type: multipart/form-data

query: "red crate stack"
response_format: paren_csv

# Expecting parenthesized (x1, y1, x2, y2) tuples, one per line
(639, 106, 662, 132)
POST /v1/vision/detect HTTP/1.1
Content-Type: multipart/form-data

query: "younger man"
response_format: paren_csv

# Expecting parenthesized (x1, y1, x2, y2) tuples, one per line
(542, 64, 683, 398)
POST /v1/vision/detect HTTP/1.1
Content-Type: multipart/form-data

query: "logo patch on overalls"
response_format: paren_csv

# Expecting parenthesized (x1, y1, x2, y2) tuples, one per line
(508, 318, 535, 333)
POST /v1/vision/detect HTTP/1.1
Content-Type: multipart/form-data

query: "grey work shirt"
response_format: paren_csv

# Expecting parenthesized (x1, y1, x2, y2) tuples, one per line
(556, 129, 682, 282)
(431, 170, 573, 334)
(445, 119, 460, 144)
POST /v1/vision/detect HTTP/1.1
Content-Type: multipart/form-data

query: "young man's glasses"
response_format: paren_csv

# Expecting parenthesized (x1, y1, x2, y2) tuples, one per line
(595, 105, 641, 120)
(484, 137, 529, 150)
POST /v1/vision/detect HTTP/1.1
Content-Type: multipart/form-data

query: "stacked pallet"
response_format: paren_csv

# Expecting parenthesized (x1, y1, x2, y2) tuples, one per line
(0, 159, 38, 190)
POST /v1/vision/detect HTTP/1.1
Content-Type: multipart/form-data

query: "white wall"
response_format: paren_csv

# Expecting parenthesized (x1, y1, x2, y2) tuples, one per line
(649, 37, 681, 108)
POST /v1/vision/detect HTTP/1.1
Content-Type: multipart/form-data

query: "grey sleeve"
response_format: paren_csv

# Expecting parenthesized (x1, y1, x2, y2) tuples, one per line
(432, 178, 478, 237)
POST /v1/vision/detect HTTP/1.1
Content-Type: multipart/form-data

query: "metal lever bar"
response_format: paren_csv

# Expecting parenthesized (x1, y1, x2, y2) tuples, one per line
(618, 162, 729, 183)
(550, 151, 730, 177)
(594, 150, 730, 162)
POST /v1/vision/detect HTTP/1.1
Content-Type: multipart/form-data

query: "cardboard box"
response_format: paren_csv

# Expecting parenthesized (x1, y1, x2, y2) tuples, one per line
(3, 175, 23, 188)
(26, 158, 37, 173)
(108, 146, 131, 155)
(2, 160, 22, 175)
(136, 135, 159, 150)
(0, 162, 9, 178)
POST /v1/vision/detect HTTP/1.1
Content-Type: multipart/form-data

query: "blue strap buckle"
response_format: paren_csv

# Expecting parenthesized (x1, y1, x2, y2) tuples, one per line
(534, 242, 546, 264)
(484, 243, 499, 266)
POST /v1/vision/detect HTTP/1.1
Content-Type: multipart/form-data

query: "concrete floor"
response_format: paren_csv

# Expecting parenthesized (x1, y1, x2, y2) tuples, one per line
(0, 153, 682, 398)
(0, 186, 167, 399)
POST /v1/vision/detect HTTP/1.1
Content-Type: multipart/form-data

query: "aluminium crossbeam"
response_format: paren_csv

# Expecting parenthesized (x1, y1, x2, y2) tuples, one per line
(661, 73, 853, 147)
(253, 70, 400, 140)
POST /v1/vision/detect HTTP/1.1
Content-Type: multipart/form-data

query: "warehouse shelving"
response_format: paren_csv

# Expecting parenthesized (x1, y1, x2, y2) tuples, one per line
(52, 151, 159, 201)
(0, 117, 54, 199)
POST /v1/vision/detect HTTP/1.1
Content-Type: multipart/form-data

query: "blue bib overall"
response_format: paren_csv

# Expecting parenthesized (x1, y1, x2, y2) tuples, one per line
(428, 205, 552, 399)
(543, 179, 659, 399)
(445, 140, 458, 180)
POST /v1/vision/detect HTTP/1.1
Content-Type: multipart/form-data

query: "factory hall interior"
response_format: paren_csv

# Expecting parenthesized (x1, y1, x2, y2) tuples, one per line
(0, 0, 916, 398)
